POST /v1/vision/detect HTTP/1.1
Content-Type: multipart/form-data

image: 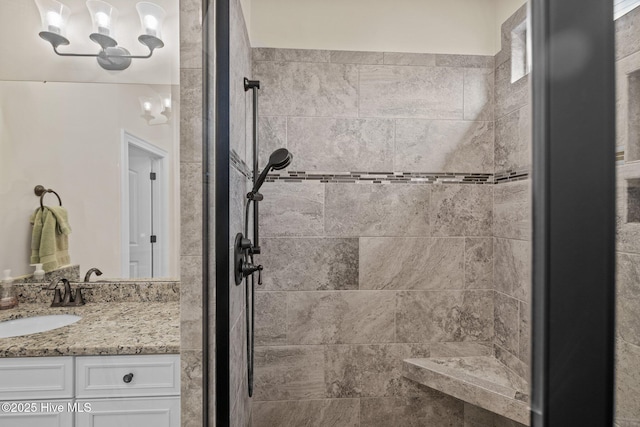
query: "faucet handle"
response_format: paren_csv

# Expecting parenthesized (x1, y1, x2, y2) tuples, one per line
(52, 289, 62, 306)
(71, 288, 86, 306)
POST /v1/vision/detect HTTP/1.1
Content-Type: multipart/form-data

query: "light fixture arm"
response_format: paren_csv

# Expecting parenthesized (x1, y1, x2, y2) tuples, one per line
(38, 30, 164, 71)
(51, 45, 155, 60)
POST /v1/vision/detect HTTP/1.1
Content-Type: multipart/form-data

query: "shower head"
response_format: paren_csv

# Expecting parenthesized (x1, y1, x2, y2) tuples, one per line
(269, 148, 293, 170)
(251, 148, 293, 194)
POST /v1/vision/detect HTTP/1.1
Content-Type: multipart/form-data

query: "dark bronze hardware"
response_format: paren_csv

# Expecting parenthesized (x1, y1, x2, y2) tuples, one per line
(34, 185, 63, 209)
(46, 278, 86, 307)
(123, 373, 134, 383)
(84, 268, 103, 283)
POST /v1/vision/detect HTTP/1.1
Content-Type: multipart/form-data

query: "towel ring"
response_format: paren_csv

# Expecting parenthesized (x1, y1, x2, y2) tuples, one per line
(34, 185, 63, 209)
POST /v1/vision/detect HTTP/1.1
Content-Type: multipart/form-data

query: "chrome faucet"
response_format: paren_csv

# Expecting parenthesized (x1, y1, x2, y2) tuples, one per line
(84, 268, 103, 282)
(46, 278, 85, 307)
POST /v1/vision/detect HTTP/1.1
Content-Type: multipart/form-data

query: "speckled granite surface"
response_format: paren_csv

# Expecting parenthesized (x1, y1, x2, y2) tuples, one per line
(14, 281, 179, 304)
(403, 356, 529, 425)
(0, 302, 179, 358)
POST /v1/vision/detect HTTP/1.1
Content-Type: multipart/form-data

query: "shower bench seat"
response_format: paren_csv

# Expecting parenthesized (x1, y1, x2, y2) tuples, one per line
(402, 356, 530, 426)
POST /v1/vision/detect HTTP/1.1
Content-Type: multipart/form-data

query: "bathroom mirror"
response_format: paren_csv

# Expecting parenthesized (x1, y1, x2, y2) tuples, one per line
(0, 0, 180, 281)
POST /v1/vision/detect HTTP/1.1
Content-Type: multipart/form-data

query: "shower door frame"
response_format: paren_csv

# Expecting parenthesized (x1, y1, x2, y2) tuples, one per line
(530, 0, 616, 425)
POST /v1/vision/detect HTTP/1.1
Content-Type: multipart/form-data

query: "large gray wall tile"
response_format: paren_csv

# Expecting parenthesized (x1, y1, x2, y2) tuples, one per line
(464, 68, 495, 121)
(325, 344, 431, 398)
(255, 292, 287, 346)
(383, 52, 436, 66)
(495, 105, 531, 173)
(229, 0, 251, 162)
(360, 391, 464, 427)
(287, 117, 394, 171)
(273, 48, 331, 63)
(359, 237, 464, 290)
(180, 69, 203, 162)
(325, 184, 431, 237)
(430, 185, 493, 237)
(616, 339, 640, 421)
(495, 60, 529, 120)
(436, 54, 494, 69)
(261, 181, 324, 237)
(396, 291, 494, 343)
(395, 119, 494, 173)
(252, 399, 360, 427)
(359, 65, 464, 119)
(617, 252, 640, 346)
(180, 162, 203, 256)
(258, 116, 287, 167)
(253, 61, 358, 117)
(260, 238, 359, 291)
(494, 238, 531, 301)
(253, 48, 275, 62)
(465, 238, 494, 289)
(494, 292, 520, 356)
(181, 350, 203, 427)
(253, 345, 325, 400)
(494, 180, 531, 241)
(616, 7, 640, 61)
(464, 403, 495, 427)
(287, 291, 395, 344)
(179, 0, 202, 69)
(331, 50, 384, 64)
(181, 256, 202, 350)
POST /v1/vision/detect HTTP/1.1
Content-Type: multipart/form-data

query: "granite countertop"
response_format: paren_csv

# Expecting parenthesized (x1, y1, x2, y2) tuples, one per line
(0, 302, 179, 358)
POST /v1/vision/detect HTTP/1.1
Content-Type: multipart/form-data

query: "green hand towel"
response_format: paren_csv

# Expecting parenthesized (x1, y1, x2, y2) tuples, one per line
(30, 206, 72, 272)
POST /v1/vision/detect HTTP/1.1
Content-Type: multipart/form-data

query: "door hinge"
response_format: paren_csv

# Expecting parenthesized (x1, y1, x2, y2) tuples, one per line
(150, 172, 157, 180)
(150, 235, 157, 243)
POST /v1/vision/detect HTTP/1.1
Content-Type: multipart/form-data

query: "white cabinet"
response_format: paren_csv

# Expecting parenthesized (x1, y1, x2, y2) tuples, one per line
(0, 355, 180, 427)
(0, 400, 73, 427)
(75, 397, 180, 427)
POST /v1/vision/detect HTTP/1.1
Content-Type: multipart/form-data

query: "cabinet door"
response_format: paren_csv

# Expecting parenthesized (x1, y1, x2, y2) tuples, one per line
(0, 400, 73, 427)
(75, 397, 179, 427)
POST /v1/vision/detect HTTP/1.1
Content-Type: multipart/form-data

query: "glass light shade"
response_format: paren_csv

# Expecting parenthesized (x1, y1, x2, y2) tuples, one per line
(35, 0, 71, 36)
(136, 2, 166, 39)
(139, 97, 156, 121)
(86, 0, 118, 37)
(161, 94, 171, 110)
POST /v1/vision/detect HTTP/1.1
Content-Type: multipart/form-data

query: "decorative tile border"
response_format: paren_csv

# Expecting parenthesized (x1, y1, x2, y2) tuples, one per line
(231, 153, 530, 185)
(494, 169, 530, 184)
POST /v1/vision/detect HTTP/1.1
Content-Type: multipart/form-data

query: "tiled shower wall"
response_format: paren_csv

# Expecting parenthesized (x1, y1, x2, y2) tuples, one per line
(615, 6, 640, 426)
(251, 47, 501, 426)
(179, 0, 205, 425)
(492, 5, 532, 382)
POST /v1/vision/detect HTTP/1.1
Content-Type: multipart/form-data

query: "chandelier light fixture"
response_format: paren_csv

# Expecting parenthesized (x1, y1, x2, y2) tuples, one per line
(35, 0, 166, 71)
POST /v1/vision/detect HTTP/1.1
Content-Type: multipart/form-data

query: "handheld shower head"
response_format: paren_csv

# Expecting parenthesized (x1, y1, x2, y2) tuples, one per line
(252, 148, 293, 194)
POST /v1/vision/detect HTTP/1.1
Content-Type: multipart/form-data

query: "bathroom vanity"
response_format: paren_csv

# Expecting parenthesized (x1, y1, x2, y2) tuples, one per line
(0, 280, 180, 427)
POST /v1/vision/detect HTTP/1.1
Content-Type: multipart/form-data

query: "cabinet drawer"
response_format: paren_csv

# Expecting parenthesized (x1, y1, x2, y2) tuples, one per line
(76, 354, 180, 398)
(0, 357, 73, 400)
(75, 397, 180, 427)
(0, 399, 73, 427)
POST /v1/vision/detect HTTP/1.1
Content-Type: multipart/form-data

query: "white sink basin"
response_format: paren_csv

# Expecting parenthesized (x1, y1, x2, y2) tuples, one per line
(0, 315, 81, 338)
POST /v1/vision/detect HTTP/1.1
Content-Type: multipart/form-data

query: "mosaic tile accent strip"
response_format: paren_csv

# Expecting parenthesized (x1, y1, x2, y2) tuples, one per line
(232, 150, 530, 185)
(266, 170, 530, 185)
(494, 169, 530, 184)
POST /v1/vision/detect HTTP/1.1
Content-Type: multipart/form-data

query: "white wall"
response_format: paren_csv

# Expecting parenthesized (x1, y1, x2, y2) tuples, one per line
(250, 0, 526, 55)
(0, 0, 179, 84)
(0, 81, 180, 278)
